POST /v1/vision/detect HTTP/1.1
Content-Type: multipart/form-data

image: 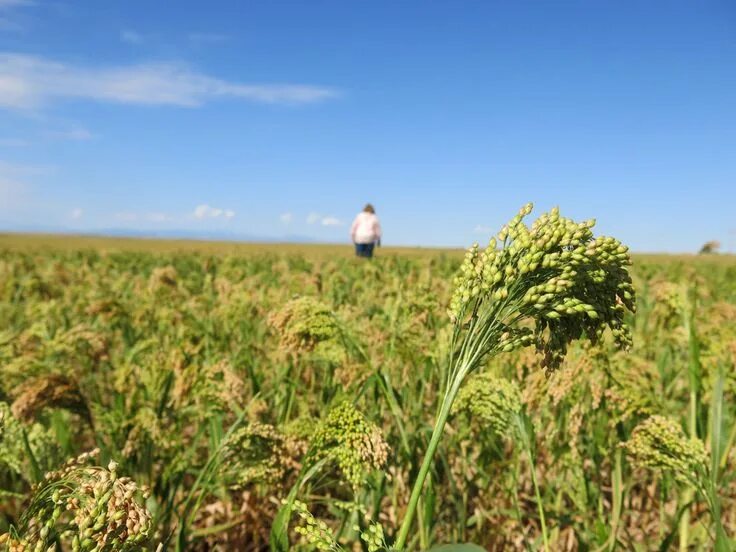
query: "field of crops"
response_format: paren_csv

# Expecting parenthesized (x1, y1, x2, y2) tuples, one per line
(1, 209, 735, 551)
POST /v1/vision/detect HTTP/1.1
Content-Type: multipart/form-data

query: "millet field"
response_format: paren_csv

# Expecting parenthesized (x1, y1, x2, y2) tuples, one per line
(1, 205, 735, 551)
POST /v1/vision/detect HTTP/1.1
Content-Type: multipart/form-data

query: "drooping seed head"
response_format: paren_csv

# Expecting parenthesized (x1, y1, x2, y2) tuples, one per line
(452, 373, 522, 436)
(268, 296, 341, 354)
(2, 450, 152, 550)
(308, 401, 389, 489)
(621, 415, 707, 486)
(449, 203, 635, 374)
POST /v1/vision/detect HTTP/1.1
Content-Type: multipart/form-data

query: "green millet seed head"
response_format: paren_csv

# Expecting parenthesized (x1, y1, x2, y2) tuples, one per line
(309, 401, 389, 489)
(621, 415, 708, 486)
(452, 373, 522, 436)
(268, 296, 341, 354)
(359, 521, 387, 552)
(449, 203, 635, 374)
(220, 422, 304, 487)
(1, 449, 152, 550)
(289, 500, 339, 551)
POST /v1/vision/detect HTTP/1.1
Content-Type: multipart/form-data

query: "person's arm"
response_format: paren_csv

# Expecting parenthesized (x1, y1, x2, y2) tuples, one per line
(350, 216, 359, 243)
(374, 216, 382, 246)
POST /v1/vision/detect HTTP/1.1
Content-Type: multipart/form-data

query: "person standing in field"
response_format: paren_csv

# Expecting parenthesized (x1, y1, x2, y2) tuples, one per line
(350, 203, 382, 258)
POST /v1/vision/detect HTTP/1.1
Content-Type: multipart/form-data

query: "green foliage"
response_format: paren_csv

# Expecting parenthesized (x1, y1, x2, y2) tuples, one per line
(0, 221, 734, 550)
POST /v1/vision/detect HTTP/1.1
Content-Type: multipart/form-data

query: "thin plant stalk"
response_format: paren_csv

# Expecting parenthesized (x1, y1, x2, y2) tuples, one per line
(395, 296, 525, 548)
(516, 413, 550, 552)
(394, 372, 465, 549)
(680, 295, 700, 552)
(608, 447, 623, 552)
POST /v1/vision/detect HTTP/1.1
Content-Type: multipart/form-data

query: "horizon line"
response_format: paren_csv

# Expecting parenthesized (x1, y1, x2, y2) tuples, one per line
(1, 230, 734, 258)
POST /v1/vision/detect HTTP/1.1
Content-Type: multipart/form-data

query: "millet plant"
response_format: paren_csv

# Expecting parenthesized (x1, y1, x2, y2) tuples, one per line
(394, 203, 635, 548)
(623, 415, 730, 551)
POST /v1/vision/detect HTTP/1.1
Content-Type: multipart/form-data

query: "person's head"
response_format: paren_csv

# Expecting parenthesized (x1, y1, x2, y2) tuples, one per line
(363, 203, 375, 214)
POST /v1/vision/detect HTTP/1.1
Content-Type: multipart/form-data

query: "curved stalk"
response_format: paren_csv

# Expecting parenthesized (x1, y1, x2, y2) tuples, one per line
(394, 367, 467, 549)
(395, 279, 527, 549)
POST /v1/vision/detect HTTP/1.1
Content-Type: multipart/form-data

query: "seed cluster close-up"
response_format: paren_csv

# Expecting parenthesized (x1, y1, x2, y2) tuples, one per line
(1, 449, 152, 551)
(308, 401, 390, 489)
(449, 204, 635, 373)
(451, 373, 522, 436)
(622, 415, 708, 485)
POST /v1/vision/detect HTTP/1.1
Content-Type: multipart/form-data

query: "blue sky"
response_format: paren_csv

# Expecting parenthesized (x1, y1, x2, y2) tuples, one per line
(1, 1, 735, 251)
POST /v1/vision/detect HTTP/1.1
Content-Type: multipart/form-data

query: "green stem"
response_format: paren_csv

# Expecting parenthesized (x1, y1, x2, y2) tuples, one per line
(528, 452, 549, 552)
(417, 496, 428, 551)
(679, 429, 694, 549)
(518, 416, 549, 552)
(680, 305, 699, 552)
(394, 372, 464, 549)
(394, 290, 521, 549)
(511, 451, 532, 551)
(607, 447, 623, 552)
(702, 479, 730, 552)
(719, 423, 736, 470)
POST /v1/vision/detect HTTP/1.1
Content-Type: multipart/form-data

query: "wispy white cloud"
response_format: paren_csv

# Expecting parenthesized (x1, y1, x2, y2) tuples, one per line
(193, 204, 235, 220)
(0, 53, 340, 110)
(120, 30, 144, 45)
(0, 137, 28, 146)
(114, 212, 138, 222)
(44, 126, 95, 141)
(0, 159, 48, 176)
(112, 211, 173, 224)
(279, 212, 293, 224)
(70, 207, 83, 219)
(188, 32, 229, 45)
(0, 0, 33, 8)
(146, 212, 173, 222)
(306, 212, 343, 226)
(473, 224, 494, 235)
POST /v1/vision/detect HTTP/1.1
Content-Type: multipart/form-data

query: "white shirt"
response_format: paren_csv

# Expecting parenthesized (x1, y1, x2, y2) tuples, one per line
(350, 212, 382, 244)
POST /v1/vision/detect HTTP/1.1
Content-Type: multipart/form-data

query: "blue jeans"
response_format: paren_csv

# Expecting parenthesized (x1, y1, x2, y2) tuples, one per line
(355, 242, 375, 258)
